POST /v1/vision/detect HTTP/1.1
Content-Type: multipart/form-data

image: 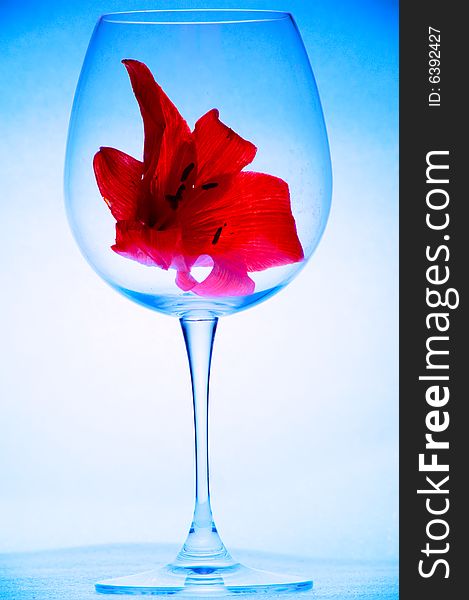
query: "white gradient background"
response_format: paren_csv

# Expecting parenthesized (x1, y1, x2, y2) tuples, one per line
(0, 0, 398, 561)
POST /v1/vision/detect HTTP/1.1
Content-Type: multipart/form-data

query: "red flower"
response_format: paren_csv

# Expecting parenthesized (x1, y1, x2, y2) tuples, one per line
(93, 59, 303, 296)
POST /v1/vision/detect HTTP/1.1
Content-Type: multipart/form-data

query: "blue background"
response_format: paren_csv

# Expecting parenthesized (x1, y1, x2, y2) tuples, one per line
(0, 0, 398, 563)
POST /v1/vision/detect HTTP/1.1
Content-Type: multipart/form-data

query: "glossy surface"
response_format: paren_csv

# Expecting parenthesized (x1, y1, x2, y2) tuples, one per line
(0, 544, 398, 599)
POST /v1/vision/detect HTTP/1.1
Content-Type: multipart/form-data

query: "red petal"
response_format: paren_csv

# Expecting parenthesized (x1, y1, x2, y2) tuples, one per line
(193, 109, 257, 184)
(93, 147, 143, 221)
(183, 260, 255, 297)
(122, 60, 184, 174)
(112, 221, 180, 270)
(175, 270, 197, 292)
(173, 254, 254, 297)
(122, 59, 196, 225)
(181, 172, 304, 272)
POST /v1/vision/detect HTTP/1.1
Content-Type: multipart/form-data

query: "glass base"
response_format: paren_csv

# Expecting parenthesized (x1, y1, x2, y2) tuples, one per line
(95, 562, 313, 596)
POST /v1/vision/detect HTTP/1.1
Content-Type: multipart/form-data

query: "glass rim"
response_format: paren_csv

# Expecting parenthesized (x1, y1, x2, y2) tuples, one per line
(100, 9, 292, 26)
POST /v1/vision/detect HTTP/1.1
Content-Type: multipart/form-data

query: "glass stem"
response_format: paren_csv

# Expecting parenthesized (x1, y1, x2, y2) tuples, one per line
(175, 316, 235, 568)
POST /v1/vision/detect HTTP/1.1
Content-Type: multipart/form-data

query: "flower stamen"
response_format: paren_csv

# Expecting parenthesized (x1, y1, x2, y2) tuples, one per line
(212, 227, 223, 245)
(181, 163, 195, 182)
(166, 184, 186, 210)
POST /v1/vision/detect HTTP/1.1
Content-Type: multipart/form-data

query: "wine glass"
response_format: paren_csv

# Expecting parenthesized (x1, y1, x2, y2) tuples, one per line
(64, 9, 332, 596)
